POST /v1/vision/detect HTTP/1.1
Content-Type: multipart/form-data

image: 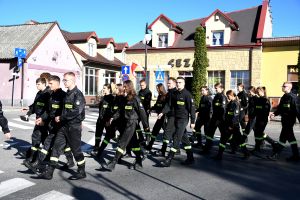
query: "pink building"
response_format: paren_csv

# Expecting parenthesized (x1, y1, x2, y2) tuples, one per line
(0, 21, 81, 106)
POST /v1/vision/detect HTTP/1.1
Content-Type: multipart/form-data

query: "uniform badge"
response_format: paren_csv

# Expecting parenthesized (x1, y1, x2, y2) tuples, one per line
(76, 100, 80, 105)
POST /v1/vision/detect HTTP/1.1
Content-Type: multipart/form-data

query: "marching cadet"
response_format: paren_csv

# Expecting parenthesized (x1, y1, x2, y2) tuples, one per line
(103, 80, 150, 171)
(138, 80, 152, 143)
(96, 83, 126, 158)
(270, 82, 300, 161)
(21, 78, 50, 163)
(157, 77, 177, 157)
(251, 87, 278, 154)
(201, 83, 227, 154)
(192, 86, 212, 148)
(91, 84, 114, 156)
(145, 83, 167, 153)
(161, 77, 195, 167)
(243, 86, 257, 141)
(24, 75, 74, 171)
(237, 83, 249, 135)
(38, 72, 86, 180)
(214, 90, 249, 160)
(0, 100, 11, 139)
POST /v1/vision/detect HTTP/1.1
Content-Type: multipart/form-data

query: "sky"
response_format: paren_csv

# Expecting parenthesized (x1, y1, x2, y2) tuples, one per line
(0, 0, 299, 46)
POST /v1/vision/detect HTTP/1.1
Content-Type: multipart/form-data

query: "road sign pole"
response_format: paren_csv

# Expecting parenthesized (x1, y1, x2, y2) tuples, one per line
(11, 75, 15, 107)
(20, 61, 24, 107)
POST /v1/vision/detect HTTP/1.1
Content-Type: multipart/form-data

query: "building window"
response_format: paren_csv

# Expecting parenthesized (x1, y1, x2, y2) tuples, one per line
(106, 46, 114, 60)
(287, 65, 299, 94)
(212, 31, 224, 46)
(88, 43, 94, 56)
(158, 33, 168, 48)
(153, 71, 169, 98)
(104, 71, 116, 85)
(230, 71, 250, 92)
(135, 71, 150, 91)
(208, 71, 225, 94)
(85, 67, 99, 96)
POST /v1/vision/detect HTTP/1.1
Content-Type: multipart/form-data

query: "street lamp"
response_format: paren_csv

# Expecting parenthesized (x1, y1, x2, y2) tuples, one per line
(143, 23, 151, 82)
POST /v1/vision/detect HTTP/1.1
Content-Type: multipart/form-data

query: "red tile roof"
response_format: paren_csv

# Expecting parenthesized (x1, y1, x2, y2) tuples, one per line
(62, 31, 100, 43)
(115, 42, 129, 52)
(68, 43, 124, 68)
(98, 38, 115, 47)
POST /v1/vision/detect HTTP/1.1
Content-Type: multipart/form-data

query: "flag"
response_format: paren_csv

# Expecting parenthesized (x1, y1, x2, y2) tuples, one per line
(131, 62, 138, 77)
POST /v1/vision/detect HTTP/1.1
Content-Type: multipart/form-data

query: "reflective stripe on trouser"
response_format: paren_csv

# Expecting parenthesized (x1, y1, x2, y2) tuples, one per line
(184, 146, 192, 150)
(117, 147, 125, 154)
(31, 147, 38, 151)
(219, 143, 226, 149)
(132, 147, 141, 151)
(50, 157, 59, 162)
(170, 148, 177, 153)
(103, 139, 109, 145)
(77, 159, 85, 166)
(206, 135, 214, 141)
(64, 147, 71, 152)
(39, 149, 48, 155)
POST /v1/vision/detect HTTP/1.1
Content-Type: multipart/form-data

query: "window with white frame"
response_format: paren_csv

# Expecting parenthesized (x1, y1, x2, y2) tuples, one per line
(106, 45, 114, 60)
(135, 71, 150, 91)
(212, 31, 224, 46)
(88, 43, 94, 56)
(104, 71, 116, 85)
(208, 71, 225, 94)
(158, 33, 168, 48)
(85, 67, 99, 95)
(230, 71, 250, 93)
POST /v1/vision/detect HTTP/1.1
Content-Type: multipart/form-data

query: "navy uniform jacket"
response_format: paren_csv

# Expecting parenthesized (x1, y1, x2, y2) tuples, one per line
(60, 86, 85, 124)
(237, 90, 249, 113)
(225, 100, 240, 128)
(274, 92, 299, 124)
(98, 94, 114, 121)
(196, 95, 212, 120)
(254, 96, 270, 123)
(0, 100, 10, 134)
(162, 88, 177, 117)
(151, 94, 166, 114)
(212, 93, 227, 120)
(170, 88, 196, 124)
(112, 95, 149, 130)
(27, 88, 50, 118)
(138, 88, 152, 112)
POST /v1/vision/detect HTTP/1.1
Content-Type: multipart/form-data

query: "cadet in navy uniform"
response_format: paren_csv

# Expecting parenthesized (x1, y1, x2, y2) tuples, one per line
(192, 86, 212, 148)
(201, 83, 227, 154)
(91, 84, 114, 156)
(214, 90, 249, 160)
(270, 82, 300, 161)
(104, 80, 150, 171)
(161, 77, 195, 167)
(0, 100, 11, 139)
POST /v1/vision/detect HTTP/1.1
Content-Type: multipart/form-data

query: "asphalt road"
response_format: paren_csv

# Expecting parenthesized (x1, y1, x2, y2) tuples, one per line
(0, 108, 300, 200)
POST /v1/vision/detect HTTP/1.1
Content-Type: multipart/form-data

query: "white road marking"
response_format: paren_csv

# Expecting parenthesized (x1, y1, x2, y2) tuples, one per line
(31, 190, 74, 200)
(87, 112, 99, 117)
(0, 170, 3, 174)
(13, 118, 36, 125)
(83, 118, 97, 122)
(8, 122, 33, 130)
(0, 178, 35, 198)
(85, 114, 98, 119)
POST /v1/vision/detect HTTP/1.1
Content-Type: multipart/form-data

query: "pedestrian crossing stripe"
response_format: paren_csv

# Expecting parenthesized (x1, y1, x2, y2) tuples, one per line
(8, 121, 33, 130)
(82, 122, 96, 130)
(0, 170, 3, 174)
(87, 112, 99, 117)
(13, 118, 36, 125)
(83, 118, 97, 122)
(0, 178, 35, 198)
(31, 190, 74, 200)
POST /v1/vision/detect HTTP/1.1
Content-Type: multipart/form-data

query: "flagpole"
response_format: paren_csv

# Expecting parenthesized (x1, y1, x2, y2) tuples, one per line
(144, 23, 148, 82)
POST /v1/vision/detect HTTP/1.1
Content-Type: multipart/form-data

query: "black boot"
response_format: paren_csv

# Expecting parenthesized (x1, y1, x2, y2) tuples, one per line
(69, 164, 86, 180)
(181, 150, 195, 165)
(155, 142, 167, 157)
(241, 146, 250, 159)
(61, 151, 75, 169)
(213, 148, 224, 160)
(200, 139, 213, 155)
(192, 134, 203, 148)
(104, 151, 122, 171)
(134, 154, 143, 170)
(251, 141, 262, 155)
(286, 144, 300, 162)
(161, 151, 175, 167)
(38, 164, 55, 180)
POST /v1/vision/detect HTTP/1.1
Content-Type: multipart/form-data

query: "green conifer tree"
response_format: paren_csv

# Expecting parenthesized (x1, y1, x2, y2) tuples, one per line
(192, 26, 209, 107)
